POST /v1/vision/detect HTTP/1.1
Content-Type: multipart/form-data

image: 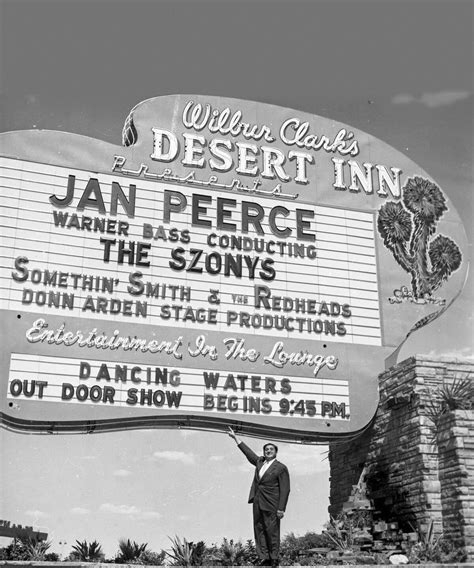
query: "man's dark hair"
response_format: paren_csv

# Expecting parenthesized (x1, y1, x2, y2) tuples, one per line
(263, 443, 278, 453)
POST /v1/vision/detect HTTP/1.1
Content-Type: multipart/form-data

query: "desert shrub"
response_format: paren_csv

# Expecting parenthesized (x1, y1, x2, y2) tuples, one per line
(138, 549, 167, 565)
(425, 375, 474, 441)
(323, 510, 372, 551)
(115, 538, 149, 563)
(0, 537, 55, 561)
(279, 531, 328, 565)
(69, 539, 105, 562)
(407, 521, 467, 564)
(166, 536, 206, 566)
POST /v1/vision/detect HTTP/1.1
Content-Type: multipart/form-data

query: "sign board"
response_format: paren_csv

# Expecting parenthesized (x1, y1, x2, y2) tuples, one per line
(0, 95, 468, 442)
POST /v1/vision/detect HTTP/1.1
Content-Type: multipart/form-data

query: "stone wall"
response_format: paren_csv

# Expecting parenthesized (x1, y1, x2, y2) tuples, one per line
(329, 355, 473, 541)
(437, 409, 474, 561)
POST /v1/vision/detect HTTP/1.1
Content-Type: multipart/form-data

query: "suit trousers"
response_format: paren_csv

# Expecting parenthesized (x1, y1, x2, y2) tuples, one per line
(253, 501, 281, 561)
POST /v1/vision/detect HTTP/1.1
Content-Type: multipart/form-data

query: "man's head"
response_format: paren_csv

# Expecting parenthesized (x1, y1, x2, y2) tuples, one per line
(263, 443, 278, 461)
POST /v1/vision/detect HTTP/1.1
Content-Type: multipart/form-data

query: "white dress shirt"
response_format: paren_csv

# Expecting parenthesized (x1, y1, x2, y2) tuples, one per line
(259, 458, 276, 478)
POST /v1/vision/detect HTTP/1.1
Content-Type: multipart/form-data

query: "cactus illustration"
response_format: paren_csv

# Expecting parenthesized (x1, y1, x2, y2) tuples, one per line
(377, 176, 462, 298)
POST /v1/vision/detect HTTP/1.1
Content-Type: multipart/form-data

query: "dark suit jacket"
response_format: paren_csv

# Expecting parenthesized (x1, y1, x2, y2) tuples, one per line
(238, 441, 290, 512)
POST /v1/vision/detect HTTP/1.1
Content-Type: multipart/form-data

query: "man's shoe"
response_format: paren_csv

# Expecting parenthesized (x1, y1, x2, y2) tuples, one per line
(271, 561, 279, 567)
(258, 560, 270, 566)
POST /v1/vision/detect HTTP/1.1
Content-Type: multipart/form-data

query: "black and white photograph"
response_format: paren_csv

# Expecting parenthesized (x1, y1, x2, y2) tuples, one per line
(1, 0, 473, 565)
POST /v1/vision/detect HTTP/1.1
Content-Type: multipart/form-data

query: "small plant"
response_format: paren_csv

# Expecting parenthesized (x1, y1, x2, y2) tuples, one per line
(70, 539, 104, 562)
(210, 538, 247, 566)
(0, 537, 56, 561)
(138, 549, 167, 565)
(407, 521, 466, 563)
(242, 539, 259, 566)
(324, 515, 353, 551)
(279, 531, 328, 565)
(437, 376, 473, 410)
(0, 539, 29, 561)
(115, 538, 148, 563)
(21, 537, 53, 561)
(425, 375, 474, 441)
(408, 520, 441, 562)
(323, 510, 371, 552)
(166, 536, 205, 567)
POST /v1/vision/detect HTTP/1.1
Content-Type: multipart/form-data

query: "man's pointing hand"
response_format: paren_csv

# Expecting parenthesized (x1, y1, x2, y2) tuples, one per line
(228, 426, 239, 444)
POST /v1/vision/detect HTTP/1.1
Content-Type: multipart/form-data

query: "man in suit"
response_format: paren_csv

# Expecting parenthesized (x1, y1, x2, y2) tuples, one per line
(228, 427, 290, 567)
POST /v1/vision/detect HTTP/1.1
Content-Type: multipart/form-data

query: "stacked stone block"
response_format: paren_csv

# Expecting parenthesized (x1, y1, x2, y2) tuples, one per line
(329, 356, 473, 544)
(437, 410, 474, 561)
(328, 427, 372, 519)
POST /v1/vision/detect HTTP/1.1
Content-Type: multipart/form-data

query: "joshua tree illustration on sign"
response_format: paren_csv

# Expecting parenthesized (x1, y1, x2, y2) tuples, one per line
(377, 176, 462, 299)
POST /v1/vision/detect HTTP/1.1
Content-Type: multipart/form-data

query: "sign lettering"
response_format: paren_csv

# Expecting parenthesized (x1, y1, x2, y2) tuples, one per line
(0, 95, 468, 442)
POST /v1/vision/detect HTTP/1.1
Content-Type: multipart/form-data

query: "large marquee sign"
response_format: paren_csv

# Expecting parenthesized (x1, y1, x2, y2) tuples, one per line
(0, 95, 468, 442)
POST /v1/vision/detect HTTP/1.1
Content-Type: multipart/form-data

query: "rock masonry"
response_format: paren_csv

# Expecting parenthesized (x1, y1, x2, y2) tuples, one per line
(328, 355, 474, 560)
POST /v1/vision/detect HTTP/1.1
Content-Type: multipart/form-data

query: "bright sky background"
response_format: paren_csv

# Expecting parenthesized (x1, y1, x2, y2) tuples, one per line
(1, 0, 473, 559)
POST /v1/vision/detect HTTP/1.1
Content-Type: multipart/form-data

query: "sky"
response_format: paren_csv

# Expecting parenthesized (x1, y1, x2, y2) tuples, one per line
(1, 0, 473, 559)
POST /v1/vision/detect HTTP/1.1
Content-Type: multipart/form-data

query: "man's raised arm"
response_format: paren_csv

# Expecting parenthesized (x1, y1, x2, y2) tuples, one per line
(228, 426, 259, 465)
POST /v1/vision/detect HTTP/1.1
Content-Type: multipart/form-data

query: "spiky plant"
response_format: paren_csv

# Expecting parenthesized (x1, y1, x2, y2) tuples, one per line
(323, 515, 353, 551)
(115, 538, 148, 563)
(71, 539, 104, 562)
(21, 538, 52, 561)
(166, 536, 205, 567)
(406, 520, 460, 563)
(437, 376, 474, 410)
(425, 376, 474, 441)
(323, 510, 372, 552)
(166, 536, 194, 567)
